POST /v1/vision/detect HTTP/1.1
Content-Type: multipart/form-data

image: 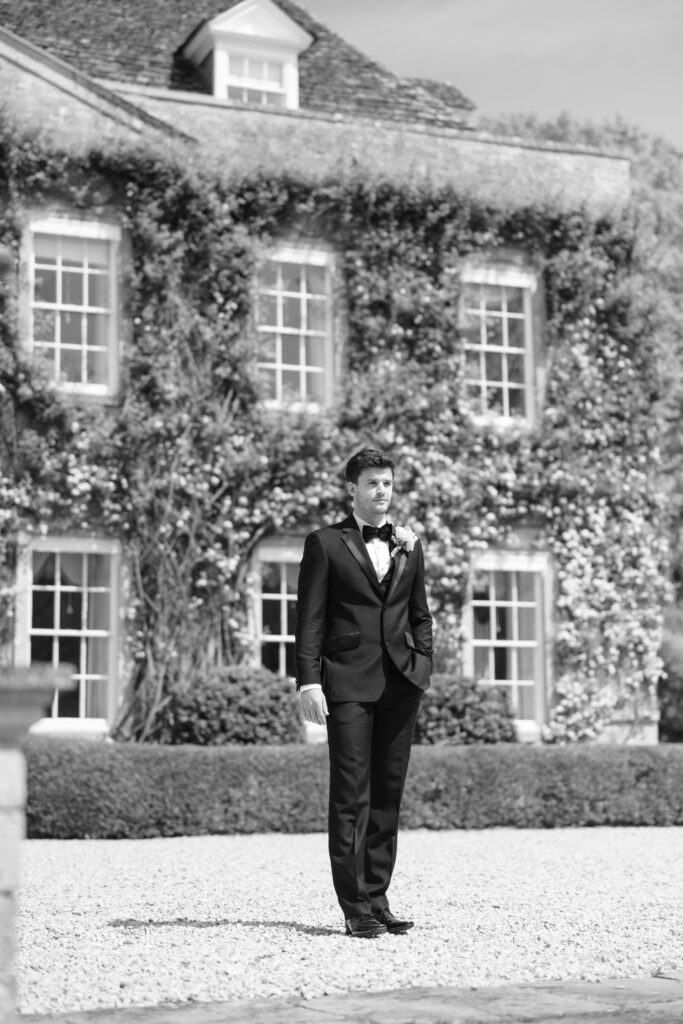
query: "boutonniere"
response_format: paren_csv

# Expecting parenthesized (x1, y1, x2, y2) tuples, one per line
(391, 524, 418, 556)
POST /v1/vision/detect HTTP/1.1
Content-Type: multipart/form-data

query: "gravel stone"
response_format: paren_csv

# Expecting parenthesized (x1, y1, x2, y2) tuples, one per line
(16, 827, 683, 1014)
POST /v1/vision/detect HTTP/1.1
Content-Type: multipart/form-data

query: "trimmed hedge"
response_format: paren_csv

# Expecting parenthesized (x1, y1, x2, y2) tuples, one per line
(24, 737, 683, 839)
(152, 665, 304, 745)
(413, 675, 517, 744)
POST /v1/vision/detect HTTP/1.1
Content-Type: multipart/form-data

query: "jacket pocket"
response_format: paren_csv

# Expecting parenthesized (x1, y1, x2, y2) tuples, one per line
(323, 631, 361, 655)
(404, 631, 416, 650)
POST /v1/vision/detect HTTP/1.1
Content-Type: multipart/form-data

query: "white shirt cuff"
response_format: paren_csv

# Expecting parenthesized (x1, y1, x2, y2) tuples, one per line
(298, 683, 322, 693)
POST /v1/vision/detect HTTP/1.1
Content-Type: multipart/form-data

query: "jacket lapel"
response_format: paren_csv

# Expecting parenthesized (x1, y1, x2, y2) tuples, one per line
(340, 518, 385, 598)
(385, 549, 407, 603)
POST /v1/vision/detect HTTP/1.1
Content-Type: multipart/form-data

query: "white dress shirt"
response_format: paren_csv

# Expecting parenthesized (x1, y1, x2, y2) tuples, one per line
(299, 514, 392, 694)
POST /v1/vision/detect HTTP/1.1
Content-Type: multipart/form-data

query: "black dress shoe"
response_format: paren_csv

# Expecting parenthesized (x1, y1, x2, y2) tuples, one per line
(372, 907, 414, 934)
(345, 913, 388, 938)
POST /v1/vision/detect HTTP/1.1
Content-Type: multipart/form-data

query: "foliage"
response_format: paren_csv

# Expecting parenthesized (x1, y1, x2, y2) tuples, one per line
(153, 665, 303, 744)
(658, 605, 683, 742)
(0, 115, 671, 741)
(412, 674, 517, 744)
(24, 737, 683, 838)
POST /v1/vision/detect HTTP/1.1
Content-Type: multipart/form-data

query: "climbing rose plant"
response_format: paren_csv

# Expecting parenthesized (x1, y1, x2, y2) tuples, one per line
(0, 121, 670, 740)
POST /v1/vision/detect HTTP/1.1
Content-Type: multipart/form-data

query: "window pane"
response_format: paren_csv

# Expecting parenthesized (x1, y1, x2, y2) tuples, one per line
(258, 333, 277, 363)
(305, 336, 325, 368)
(484, 316, 504, 348)
(307, 298, 327, 332)
(34, 234, 58, 263)
(507, 353, 525, 384)
(282, 369, 301, 400)
(32, 590, 54, 630)
(506, 287, 524, 314)
(261, 642, 279, 673)
(517, 684, 536, 719)
(60, 591, 82, 631)
(285, 642, 296, 677)
(485, 387, 504, 415)
(57, 685, 80, 718)
(87, 312, 109, 347)
(474, 646, 490, 679)
(287, 601, 297, 635)
(464, 348, 481, 378)
(282, 296, 301, 328)
(86, 637, 109, 676)
(250, 60, 265, 80)
(518, 647, 536, 681)
(261, 562, 280, 593)
(485, 352, 502, 383)
(260, 261, 278, 288)
(517, 572, 536, 602)
(285, 563, 299, 594)
(494, 571, 512, 602)
(507, 318, 526, 350)
(85, 678, 108, 717)
(31, 634, 54, 663)
(88, 591, 110, 630)
(305, 266, 326, 295)
(282, 335, 300, 365)
(59, 635, 81, 668)
(518, 607, 536, 643)
(462, 283, 481, 309)
(60, 553, 83, 587)
(61, 311, 82, 345)
(62, 271, 83, 306)
(266, 62, 283, 84)
(87, 349, 108, 385)
(230, 55, 244, 77)
(483, 285, 503, 312)
(494, 646, 512, 681)
(33, 309, 56, 344)
(61, 237, 86, 267)
(86, 240, 110, 271)
(261, 598, 280, 635)
(508, 388, 526, 417)
(33, 552, 55, 585)
(34, 269, 57, 303)
(280, 263, 301, 292)
(60, 349, 82, 383)
(88, 273, 110, 308)
(246, 89, 262, 105)
(306, 371, 325, 404)
(473, 605, 490, 640)
(495, 606, 510, 640)
(258, 294, 278, 327)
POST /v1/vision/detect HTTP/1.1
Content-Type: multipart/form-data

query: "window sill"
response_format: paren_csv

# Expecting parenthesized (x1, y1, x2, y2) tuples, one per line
(28, 717, 111, 740)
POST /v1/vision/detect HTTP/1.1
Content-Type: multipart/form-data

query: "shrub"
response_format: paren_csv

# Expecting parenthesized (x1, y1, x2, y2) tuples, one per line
(153, 665, 304, 745)
(23, 737, 683, 839)
(413, 674, 517, 744)
(658, 605, 683, 742)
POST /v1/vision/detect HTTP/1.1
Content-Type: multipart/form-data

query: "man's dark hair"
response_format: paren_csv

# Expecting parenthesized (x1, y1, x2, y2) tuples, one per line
(345, 448, 395, 483)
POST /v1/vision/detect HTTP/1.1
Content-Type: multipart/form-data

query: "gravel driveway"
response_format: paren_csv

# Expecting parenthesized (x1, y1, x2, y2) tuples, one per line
(17, 827, 683, 1014)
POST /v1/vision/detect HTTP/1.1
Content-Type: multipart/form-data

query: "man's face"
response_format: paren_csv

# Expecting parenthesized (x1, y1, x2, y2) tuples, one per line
(347, 467, 394, 522)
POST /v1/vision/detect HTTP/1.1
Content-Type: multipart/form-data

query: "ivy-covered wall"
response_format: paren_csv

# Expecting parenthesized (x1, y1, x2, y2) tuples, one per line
(0, 121, 670, 742)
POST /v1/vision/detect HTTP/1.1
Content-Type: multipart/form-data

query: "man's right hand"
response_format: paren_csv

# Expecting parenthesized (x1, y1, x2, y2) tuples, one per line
(299, 687, 329, 726)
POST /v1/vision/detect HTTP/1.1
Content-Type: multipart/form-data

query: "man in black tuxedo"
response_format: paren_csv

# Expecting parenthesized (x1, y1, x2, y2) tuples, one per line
(295, 448, 432, 938)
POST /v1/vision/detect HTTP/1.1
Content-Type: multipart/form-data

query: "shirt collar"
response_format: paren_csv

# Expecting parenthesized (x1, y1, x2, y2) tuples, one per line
(353, 512, 390, 532)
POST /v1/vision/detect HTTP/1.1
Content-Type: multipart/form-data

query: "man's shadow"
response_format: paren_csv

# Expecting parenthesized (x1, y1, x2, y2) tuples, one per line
(109, 917, 337, 937)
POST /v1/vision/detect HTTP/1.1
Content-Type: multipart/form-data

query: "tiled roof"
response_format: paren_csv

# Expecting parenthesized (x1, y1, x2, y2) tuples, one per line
(0, 0, 475, 129)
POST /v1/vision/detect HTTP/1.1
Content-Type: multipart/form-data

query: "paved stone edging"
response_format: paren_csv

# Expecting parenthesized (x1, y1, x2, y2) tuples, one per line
(16, 974, 683, 1024)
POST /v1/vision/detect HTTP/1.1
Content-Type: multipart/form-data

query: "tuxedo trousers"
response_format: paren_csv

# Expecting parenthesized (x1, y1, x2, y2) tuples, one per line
(326, 659, 422, 919)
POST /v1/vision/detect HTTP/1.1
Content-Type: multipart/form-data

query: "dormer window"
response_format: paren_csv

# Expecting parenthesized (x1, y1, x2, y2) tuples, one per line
(181, 0, 313, 110)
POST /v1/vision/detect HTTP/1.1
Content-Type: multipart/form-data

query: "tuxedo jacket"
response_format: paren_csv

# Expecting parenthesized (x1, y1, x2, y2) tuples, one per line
(295, 514, 433, 702)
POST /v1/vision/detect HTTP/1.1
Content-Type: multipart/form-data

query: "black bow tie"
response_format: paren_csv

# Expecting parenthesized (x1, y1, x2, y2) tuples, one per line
(362, 523, 393, 543)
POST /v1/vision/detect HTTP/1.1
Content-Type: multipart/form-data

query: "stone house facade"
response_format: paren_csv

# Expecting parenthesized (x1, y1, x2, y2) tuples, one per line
(0, 0, 663, 744)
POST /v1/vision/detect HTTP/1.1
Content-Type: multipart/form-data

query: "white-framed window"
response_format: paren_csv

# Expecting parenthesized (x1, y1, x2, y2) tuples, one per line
(256, 246, 335, 409)
(180, 0, 313, 110)
(461, 267, 537, 425)
(252, 538, 302, 677)
(14, 536, 121, 720)
(25, 217, 120, 398)
(226, 53, 286, 107)
(464, 549, 551, 741)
